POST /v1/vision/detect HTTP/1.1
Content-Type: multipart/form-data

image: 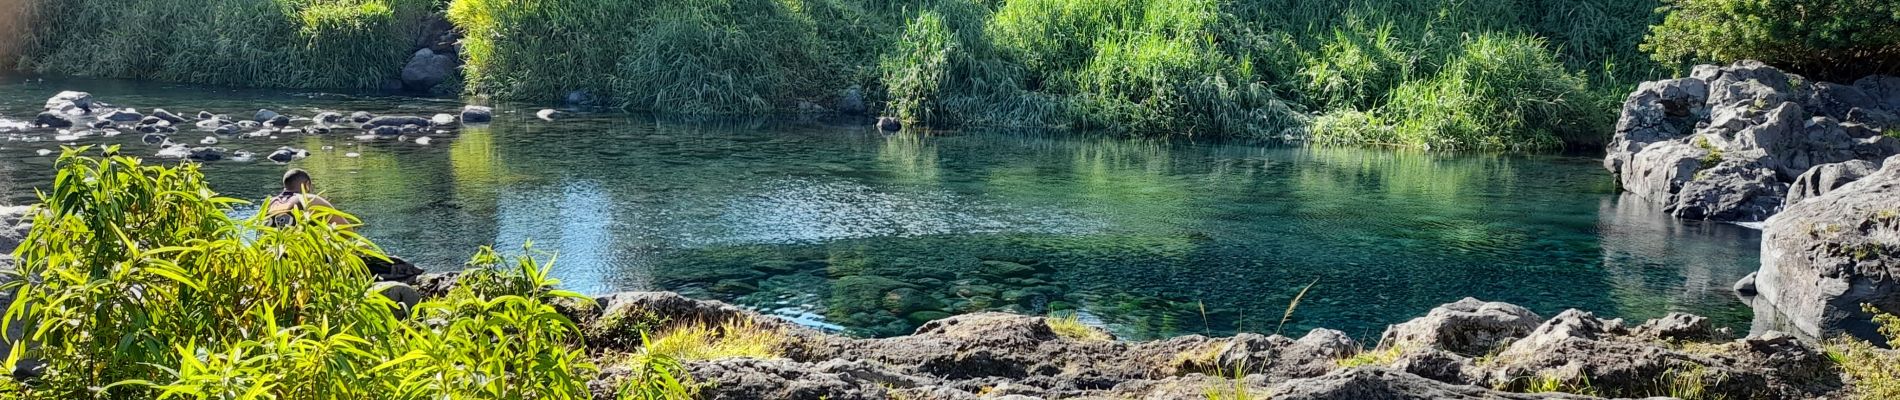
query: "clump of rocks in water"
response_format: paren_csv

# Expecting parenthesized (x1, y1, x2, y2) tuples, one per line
(8, 90, 508, 163)
(1606, 60, 1900, 223)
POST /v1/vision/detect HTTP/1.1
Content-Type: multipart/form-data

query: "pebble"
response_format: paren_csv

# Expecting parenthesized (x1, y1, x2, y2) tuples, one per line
(35, 149, 52, 156)
(414, 136, 432, 145)
(344, 152, 360, 158)
(536, 109, 558, 121)
(200, 136, 219, 145)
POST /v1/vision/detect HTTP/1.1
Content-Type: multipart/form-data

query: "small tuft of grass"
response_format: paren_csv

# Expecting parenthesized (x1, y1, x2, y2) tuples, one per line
(640, 318, 786, 362)
(1660, 364, 1728, 400)
(1047, 312, 1113, 342)
(1202, 364, 1264, 400)
(1508, 370, 1600, 397)
(1335, 344, 1404, 368)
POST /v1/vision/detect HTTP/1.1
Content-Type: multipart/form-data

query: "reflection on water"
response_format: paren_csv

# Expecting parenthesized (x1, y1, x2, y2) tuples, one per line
(0, 78, 1762, 338)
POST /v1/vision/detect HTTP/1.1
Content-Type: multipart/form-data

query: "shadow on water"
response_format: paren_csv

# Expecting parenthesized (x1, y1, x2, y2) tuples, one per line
(0, 78, 1763, 339)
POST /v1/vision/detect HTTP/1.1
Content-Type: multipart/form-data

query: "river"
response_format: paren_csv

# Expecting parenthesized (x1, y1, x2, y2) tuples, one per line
(0, 78, 1762, 339)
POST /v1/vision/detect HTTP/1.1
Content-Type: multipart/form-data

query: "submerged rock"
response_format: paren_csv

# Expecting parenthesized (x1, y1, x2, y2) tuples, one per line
(349, 111, 375, 123)
(366, 115, 430, 128)
(152, 109, 185, 124)
(254, 109, 280, 122)
(1755, 155, 1900, 343)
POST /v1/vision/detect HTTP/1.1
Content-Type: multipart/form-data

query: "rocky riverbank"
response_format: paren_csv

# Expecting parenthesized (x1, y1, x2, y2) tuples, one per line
(398, 273, 1856, 399)
(1606, 61, 1899, 223)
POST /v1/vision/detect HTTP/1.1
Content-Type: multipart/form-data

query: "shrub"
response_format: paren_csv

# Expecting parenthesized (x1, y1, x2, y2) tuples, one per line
(0, 147, 598, 399)
(18, 0, 430, 89)
(1644, 0, 1900, 80)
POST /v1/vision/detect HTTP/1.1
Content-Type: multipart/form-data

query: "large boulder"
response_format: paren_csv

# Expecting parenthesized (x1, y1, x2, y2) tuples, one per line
(1787, 159, 1880, 204)
(401, 48, 457, 91)
(1608, 61, 1900, 222)
(1270, 368, 1590, 400)
(1486, 310, 1835, 399)
(1668, 158, 1788, 222)
(1754, 155, 1900, 343)
(1379, 298, 1543, 356)
(42, 91, 96, 115)
(460, 105, 493, 123)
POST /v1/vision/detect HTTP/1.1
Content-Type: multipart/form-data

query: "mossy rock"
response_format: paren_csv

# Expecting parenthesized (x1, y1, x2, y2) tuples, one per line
(978, 260, 1037, 278)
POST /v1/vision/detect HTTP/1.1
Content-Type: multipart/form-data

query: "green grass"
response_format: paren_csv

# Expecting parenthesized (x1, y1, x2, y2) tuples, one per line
(1825, 305, 1900, 400)
(1334, 344, 1405, 368)
(15, 0, 430, 89)
(1047, 312, 1113, 341)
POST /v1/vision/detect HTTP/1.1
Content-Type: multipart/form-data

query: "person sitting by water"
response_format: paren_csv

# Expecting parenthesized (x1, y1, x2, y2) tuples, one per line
(260, 168, 424, 283)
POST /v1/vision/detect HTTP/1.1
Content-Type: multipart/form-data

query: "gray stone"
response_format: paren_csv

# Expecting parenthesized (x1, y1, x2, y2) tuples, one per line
(837, 86, 866, 115)
(1668, 158, 1787, 222)
(313, 112, 343, 124)
(366, 116, 431, 127)
(42, 91, 96, 115)
(460, 105, 493, 123)
(33, 112, 74, 128)
(1618, 139, 1709, 204)
(1788, 159, 1879, 204)
(1754, 155, 1900, 343)
(151, 109, 186, 124)
(1853, 75, 1900, 112)
(100, 109, 142, 122)
(401, 48, 457, 91)
(1633, 313, 1719, 341)
(1380, 298, 1543, 356)
(350, 111, 375, 123)
(1735, 272, 1758, 296)
(253, 109, 280, 122)
(1271, 368, 1586, 400)
(877, 117, 902, 132)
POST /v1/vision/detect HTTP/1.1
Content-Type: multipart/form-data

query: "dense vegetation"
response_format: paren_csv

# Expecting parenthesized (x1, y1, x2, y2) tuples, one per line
(1643, 0, 1900, 81)
(5, 0, 1896, 149)
(0, 148, 618, 399)
(10, 0, 432, 89)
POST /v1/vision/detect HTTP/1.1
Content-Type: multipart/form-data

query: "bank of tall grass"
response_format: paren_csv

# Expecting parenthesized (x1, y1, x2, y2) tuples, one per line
(449, 0, 1660, 149)
(11, 0, 432, 89)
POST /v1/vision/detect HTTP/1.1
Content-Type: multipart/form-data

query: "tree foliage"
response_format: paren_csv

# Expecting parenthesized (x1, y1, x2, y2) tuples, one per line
(1643, 0, 1900, 80)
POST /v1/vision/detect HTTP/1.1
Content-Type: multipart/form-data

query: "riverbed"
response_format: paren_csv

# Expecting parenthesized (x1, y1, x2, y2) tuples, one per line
(0, 78, 1762, 339)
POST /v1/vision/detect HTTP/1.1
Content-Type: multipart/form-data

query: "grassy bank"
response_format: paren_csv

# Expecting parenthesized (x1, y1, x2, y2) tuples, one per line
(10, 0, 433, 89)
(8, 0, 1675, 150)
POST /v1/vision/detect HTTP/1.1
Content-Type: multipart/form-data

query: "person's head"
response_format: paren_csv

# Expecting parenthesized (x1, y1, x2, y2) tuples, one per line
(282, 169, 313, 193)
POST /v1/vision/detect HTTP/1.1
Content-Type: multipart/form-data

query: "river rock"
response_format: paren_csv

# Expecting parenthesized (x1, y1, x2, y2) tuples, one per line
(460, 105, 492, 123)
(88, 120, 113, 129)
(42, 91, 96, 115)
(876, 117, 902, 132)
(254, 109, 280, 122)
(213, 125, 239, 135)
(1787, 159, 1880, 204)
(401, 48, 457, 91)
(369, 126, 402, 136)
(1617, 138, 1709, 204)
(266, 147, 307, 163)
(266, 115, 291, 128)
(837, 86, 866, 115)
(430, 113, 455, 126)
(366, 115, 430, 128)
(1380, 298, 1543, 356)
(311, 112, 342, 125)
(33, 112, 75, 128)
(536, 109, 558, 121)
(101, 109, 142, 123)
(1734, 272, 1759, 296)
(350, 111, 375, 123)
(141, 133, 167, 145)
(151, 109, 185, 124)
(1754, 155, 1900, 343)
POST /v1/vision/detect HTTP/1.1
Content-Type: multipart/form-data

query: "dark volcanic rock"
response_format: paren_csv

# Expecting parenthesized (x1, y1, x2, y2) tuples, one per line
(1272, 368, 1586, 400)
(876, 117, 902, 132)
(1380, 298, 1542, 357)
(366, 116, 431, 128)
(1608, 61, 1900, 223)
(1668, 158, 1788, 222)
(33, 112, 75, 128)
(401, 48, 457, 91)
(1486, 310, 1835, 399)
(1787, 159, 1880, 204)
(152, 109, 186, 124)
(1755, 155, 1900, 343)
(460, 105, 493, 123)
(266, 115, 291, 128)
(369, 126, 402, 136)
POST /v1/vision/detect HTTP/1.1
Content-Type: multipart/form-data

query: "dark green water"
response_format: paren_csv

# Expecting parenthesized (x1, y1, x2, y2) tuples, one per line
(0, 78, 1762, 339)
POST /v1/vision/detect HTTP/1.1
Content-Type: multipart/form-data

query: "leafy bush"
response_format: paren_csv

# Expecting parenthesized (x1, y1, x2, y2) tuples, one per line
(1644, 0, 1900, 80)
(0, 147, 598, 399)
(17, 0, 431, 89)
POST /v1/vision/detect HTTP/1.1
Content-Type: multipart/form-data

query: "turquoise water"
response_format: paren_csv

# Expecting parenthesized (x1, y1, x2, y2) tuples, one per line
(0, 78, 1762, 339)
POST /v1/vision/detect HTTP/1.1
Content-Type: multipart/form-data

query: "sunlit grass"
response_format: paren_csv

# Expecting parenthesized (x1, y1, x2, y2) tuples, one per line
(1825, 305, 1900, 400)
(1047, 312, 1113, 342)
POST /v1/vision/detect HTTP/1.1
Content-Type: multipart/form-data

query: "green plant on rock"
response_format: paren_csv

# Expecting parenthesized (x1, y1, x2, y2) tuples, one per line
(0, 147, 600, 399)
(1335, 344, 1404, 368)
(1316, 33, 1593, 150)
(1826, 305, 1900, 400)
(1047, 312, 1112, 341)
